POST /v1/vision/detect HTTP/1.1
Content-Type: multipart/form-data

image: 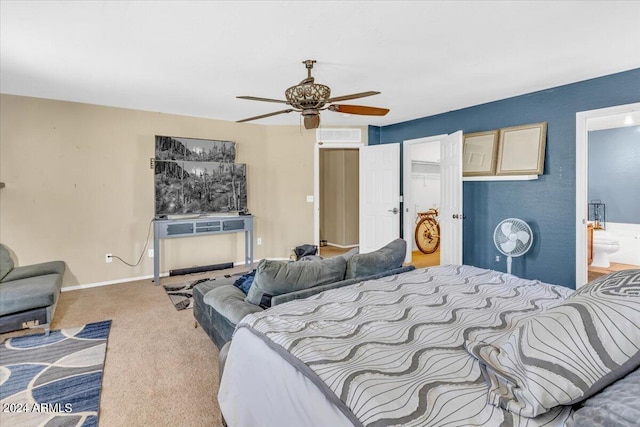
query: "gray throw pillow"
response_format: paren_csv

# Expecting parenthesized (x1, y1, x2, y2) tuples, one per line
(0, 244, 14, 281)
(338, 247, 359, 263)
(297, 255, 323, 262)
(465, 269, 640, 418)
(344, 239, 405, 280)
(245, 256, 347, 308)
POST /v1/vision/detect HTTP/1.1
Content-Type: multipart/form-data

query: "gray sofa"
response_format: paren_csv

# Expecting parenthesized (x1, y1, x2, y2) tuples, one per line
(0, 244, 65, 334)
(194, 239, 415, 349)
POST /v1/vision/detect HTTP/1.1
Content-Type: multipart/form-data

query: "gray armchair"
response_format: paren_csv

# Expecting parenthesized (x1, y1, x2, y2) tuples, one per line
(0, 244, 65, 334)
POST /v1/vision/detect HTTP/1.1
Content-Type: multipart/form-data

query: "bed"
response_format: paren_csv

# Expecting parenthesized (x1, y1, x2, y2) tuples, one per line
(218, 265, 640, 427)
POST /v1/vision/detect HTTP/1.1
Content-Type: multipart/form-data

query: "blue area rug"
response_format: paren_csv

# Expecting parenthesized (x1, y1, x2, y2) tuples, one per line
(0, 320, 111, 426)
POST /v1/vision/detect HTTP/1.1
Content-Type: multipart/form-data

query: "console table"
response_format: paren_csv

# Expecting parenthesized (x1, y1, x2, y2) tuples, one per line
(153, 215, 254, 285)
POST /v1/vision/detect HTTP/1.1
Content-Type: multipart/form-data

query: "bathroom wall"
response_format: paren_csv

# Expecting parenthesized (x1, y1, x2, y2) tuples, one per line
(588, 125, 640, 224)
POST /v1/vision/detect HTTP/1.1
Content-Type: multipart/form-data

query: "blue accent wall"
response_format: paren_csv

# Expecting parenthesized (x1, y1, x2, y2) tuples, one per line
(370, 68, 640, 288)
(588, 126, 640, 224)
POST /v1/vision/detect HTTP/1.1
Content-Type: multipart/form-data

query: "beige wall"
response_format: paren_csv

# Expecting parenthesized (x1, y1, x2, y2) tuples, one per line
(0, 94, 366, 288)
(320, 149, 359, 246)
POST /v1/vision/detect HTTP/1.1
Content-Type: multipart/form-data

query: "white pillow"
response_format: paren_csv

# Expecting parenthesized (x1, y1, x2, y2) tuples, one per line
(466, 269, 640, 418)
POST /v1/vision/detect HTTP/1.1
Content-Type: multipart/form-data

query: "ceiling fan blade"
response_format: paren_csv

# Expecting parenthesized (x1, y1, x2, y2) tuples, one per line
(329, 104, 389, 116)
(237, 96, 290, 104)
(325, 91, 380, 103)
(304, 115, 320, 130)
(237, 109, 294, 123)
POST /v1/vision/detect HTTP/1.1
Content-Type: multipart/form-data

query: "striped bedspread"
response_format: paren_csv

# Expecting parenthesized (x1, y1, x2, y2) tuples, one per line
(237, 265, 576, 427)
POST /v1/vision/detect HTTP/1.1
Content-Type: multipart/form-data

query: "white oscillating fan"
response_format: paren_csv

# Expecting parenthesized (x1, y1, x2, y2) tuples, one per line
(493, 218, 533, 274)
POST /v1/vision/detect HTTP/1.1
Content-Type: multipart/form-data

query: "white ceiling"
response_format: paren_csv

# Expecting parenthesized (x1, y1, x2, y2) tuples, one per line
(2, 1, 639, 128)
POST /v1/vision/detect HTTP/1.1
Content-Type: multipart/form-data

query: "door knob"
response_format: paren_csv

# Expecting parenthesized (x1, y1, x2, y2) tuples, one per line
(452, 214, 458, 219)
(388, 208, 399, 215)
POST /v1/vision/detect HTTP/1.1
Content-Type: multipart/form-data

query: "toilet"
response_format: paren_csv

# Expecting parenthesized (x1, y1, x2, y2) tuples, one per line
(592, 231, 620, 268)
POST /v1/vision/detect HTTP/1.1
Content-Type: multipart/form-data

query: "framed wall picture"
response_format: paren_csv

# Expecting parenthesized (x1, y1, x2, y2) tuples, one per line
(463, 130, 499, 176)
(496, 122, 547, 175)
(154, 136, 246, 216)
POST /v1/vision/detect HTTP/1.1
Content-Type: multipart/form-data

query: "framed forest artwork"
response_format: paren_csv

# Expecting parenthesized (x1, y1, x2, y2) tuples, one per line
(154, 136, 247, 216)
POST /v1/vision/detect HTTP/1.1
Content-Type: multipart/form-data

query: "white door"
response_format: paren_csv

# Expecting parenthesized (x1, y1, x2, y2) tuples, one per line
(359, 143, 401, 253)
(439, 131, 464, 265)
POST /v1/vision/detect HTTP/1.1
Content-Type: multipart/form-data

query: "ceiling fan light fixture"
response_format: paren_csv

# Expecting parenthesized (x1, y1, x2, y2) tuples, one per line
(285, 83, 330, 108)
(303, 114, 320, 130)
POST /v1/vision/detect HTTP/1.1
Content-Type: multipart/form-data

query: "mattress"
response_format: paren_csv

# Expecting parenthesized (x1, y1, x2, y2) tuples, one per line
(219, 265, 577, 427)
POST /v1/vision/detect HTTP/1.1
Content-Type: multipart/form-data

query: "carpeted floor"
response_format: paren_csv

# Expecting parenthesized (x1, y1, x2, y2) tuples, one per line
(0, 267, 251, 426)
(1, 320, 111, 427)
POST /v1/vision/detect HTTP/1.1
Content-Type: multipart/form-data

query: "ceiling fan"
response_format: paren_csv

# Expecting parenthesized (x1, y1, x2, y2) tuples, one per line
(236, 60, 389, 129)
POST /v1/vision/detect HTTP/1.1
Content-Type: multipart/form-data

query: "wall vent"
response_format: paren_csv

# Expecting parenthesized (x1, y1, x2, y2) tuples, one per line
(316, 128, 362, 143)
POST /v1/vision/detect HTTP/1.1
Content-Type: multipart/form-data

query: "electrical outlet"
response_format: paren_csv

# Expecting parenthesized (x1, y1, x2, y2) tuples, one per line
(148, 249, 154, 258)
(495, 255, 500, 262)
(257, 237, 262, 245)
(106, 254, 112, 263)
(306, 195, 314, 203)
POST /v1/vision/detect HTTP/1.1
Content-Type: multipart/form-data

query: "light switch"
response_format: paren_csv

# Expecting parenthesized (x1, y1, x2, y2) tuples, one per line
(306, 195, 314, 203)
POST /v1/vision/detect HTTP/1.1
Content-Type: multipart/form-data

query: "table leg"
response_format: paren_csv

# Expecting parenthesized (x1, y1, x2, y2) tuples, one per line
(153, 224, 160, 285)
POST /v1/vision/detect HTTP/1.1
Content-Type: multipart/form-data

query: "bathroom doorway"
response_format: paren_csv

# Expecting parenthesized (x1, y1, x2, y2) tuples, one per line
(576, 103, 640, 287)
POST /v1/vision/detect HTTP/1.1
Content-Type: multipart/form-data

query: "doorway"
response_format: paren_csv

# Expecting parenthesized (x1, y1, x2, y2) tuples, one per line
(314, 142, 363, 256)
(403, 137, 443, 267)
(575, 102, 640, 288)
(402, 132, 464, 267)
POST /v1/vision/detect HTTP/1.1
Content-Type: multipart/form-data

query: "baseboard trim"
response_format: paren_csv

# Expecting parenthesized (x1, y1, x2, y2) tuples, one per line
(61, 258, 266, 292)
(61, 273, 167, 292)
(325, 242, 359, 249)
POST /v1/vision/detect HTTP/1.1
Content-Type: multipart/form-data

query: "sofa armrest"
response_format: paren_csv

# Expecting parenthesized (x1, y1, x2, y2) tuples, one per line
(270, 265, 416, 306)
(204, 285, 263, 325)
(2, 261, 65, 282)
